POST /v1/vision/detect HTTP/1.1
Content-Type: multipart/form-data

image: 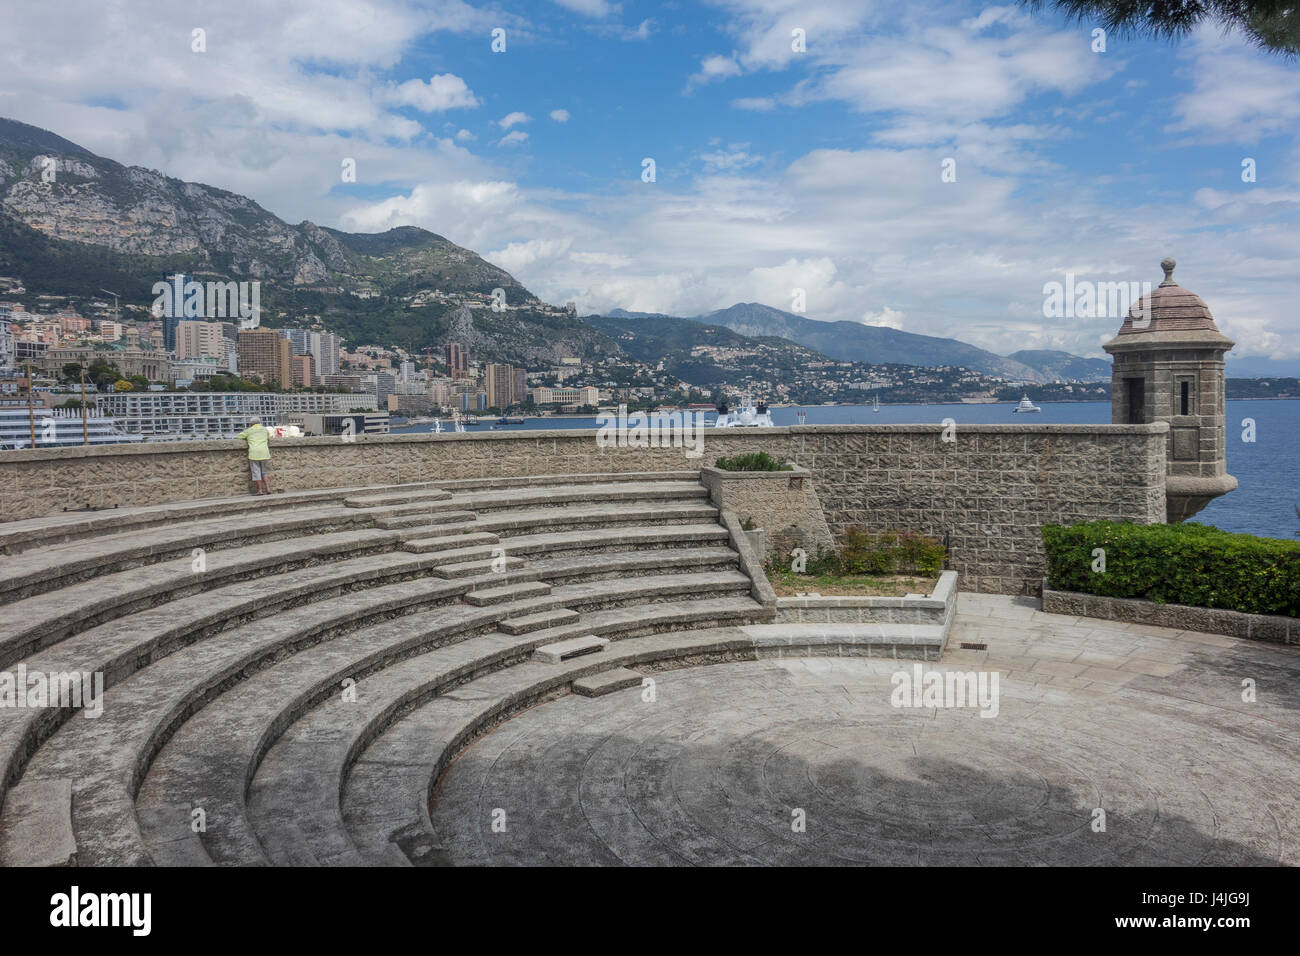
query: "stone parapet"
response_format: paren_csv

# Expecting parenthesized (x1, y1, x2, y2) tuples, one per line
(0, 423, 1169, 595)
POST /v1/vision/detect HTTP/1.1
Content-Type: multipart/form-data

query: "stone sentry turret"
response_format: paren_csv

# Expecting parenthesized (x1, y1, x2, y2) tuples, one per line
(1103, 258, 1236, 522)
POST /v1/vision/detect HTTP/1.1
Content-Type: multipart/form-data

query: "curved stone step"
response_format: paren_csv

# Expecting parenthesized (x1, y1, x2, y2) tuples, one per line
(528, 546, 738, 583)
(402, 522, 729, 556)
(0, 528, 401, 653)
(0, 481, 441, 555)
(249, 599, 767, 866)
(0, 549, 541, 815)
(0, 502, 374, 602)
(430, 471, 701, 494)
(0, 569, 544, 866)
(428, 501, 719, 538)
(347, 479, 706, 515)
(138, 584, 763, 867)
(341, 622, 763, 864)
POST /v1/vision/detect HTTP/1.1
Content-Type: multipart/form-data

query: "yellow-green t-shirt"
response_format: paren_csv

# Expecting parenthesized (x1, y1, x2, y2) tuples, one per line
(237, 424, 271, 460)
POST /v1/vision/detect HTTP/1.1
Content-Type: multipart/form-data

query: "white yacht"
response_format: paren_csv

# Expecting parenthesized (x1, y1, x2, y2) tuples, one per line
(872, 393, 881, 413)
(714, 393, 775, 427)
(0, 405, 143, 449)
(1012, 394, 1042, 413)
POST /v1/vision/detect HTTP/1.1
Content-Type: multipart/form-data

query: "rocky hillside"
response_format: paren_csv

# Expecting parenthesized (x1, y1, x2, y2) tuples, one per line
(1006, 349, 1111, 382)
(0, 117, 619, 359)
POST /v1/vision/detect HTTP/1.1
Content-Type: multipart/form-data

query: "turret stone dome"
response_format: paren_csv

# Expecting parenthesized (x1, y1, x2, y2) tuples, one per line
(1116, 258, 1221, 335)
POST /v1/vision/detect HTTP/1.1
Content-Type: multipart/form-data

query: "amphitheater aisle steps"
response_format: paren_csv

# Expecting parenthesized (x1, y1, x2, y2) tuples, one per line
(247, 599, 767, 866)
(136, 574, 759, 867)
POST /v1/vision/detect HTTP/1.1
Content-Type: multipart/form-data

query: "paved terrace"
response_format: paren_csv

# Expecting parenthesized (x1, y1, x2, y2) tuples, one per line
(428, 593, 1300, 866)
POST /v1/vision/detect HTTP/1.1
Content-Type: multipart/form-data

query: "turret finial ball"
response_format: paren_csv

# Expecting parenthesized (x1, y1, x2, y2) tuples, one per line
(1161, 257, 1176, 281)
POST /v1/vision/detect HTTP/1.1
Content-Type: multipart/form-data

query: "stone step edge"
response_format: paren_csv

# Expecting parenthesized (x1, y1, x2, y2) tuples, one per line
(572, 667, 645, 697)
(0, 530, 404, 649)
(0, 481, 446, 555)
(401, 523, 728, 553)
(533, 635, 609, 664)
(0, 777, 76, 867)
(0, 506, 377, 599)
(346, 482, 707, 512)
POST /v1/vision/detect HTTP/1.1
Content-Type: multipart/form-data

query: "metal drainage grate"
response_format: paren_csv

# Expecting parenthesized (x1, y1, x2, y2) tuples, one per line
(959, 642, 988, 651)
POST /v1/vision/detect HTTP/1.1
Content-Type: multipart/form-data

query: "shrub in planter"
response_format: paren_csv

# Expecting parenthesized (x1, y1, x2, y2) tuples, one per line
(713, 452, 792, 472)
(833, 527, 946, 576)
(1041, 521, 1300, 617)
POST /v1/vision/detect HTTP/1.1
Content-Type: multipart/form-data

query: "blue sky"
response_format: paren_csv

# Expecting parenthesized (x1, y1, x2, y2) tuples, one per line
(1, 0, 1297, 371)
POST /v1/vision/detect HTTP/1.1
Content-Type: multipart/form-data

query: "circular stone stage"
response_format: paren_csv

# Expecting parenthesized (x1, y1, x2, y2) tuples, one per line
(429, 599, 1300, 867)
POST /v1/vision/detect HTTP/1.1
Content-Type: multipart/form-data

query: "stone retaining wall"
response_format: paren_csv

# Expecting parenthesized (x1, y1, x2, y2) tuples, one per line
(700, 464, 834, 558)
(0, 423, 1169, 594)
(776, 570, 958, 627)
(1042, 582, 1298, 645)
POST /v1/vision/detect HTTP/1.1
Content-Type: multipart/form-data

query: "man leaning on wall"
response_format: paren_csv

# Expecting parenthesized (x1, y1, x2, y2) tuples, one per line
(236, 415, 273, 496)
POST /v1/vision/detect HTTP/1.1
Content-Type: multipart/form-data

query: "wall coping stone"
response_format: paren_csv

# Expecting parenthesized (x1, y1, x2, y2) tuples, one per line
(776, 569, 956, 613)
(0, 421, 1171, 463)
(1041, 579, 1298, 645)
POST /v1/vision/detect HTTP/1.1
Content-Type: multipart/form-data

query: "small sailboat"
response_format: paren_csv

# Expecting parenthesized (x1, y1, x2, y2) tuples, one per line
(872, 393, 881, 413)
(431, 419, 444, 433)
(1012, 394, 1042, 413)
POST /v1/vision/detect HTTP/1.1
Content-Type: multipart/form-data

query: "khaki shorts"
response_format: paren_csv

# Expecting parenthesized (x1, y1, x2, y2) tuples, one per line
(249, 459, 271, 481)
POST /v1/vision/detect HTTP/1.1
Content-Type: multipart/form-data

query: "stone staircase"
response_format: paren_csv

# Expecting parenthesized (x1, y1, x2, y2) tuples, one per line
(0, 471, 789, 866)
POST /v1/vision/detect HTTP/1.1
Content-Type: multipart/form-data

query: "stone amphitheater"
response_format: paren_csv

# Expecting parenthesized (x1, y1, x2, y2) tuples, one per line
(0, 466, 1295, 867)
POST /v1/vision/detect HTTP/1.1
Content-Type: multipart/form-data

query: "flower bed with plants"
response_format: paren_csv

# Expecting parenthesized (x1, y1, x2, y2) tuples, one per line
(765, 526, 945, 591)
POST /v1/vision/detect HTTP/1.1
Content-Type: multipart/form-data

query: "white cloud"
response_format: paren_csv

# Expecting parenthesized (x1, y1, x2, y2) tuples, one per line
(861, 307, 905, 330)
(570, 251, 633, 268)
(686, 54, 742, 90)
(385, 73, 479, 112)
(488, 237, 575, 272)
(1167, 27, 1300, 143)
(498, 130, 529, 147)
(454, 128, 476, 142)
(549, 109, 571, 123)
(552, 0, 618, 17)
(699, 147, 761, 172)
(498, 111, 532, 129)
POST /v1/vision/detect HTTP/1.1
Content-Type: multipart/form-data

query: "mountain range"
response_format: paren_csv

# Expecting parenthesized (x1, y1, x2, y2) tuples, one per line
(603, 305, 1113, 382)
(0, 116, 1115, 381)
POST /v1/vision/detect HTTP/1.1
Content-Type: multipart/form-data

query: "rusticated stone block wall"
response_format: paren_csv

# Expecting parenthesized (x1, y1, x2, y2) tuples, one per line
(699, 465, 835, 559)
(0, 423, 1169, 594)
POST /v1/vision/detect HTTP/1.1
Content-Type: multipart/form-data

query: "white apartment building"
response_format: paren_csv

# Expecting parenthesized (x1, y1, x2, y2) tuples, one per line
(0, 322, 12, 371)
(289, 330, 341, 376)
(94, 391, 378, 438)
(176, 320, 232, 360)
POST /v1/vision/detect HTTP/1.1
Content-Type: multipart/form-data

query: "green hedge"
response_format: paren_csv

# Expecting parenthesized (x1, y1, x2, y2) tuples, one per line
(1042, 521, 1300, 617)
